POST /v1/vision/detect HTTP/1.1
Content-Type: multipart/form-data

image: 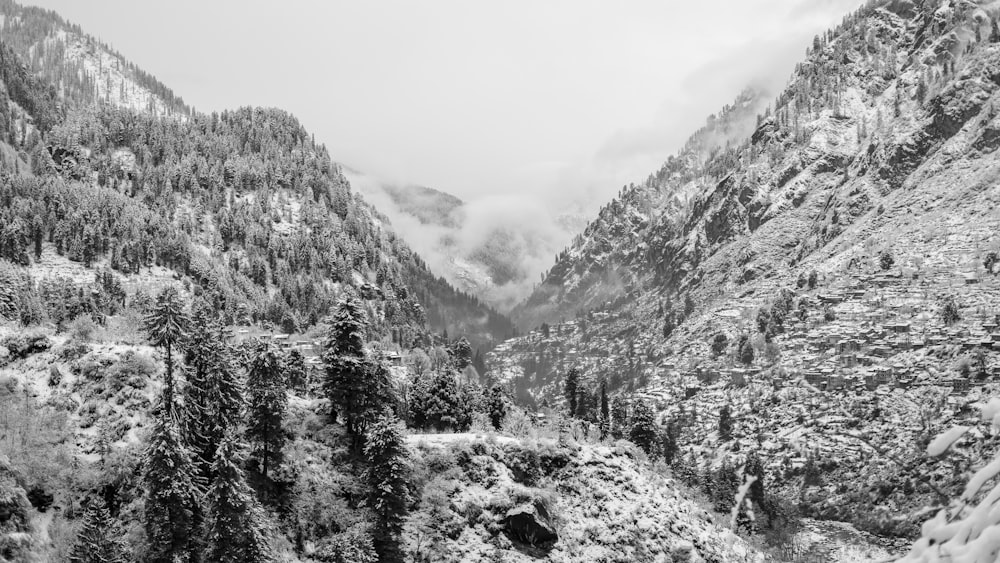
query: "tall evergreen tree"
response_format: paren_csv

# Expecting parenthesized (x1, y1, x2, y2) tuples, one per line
(629, 400, 658, 455)
(246, 340, 287, 484)
(364, 412, 411, 563)
(447, 336, 472, 370)
(205, 434, 275, 563)
(660, 421, 679, 465)
(599, 379, 610, 439)
(410, 370, 464, 431)
(323, 297, 393, 448)
(610, 395, 628, 440)
(67, 496, 128, 563)
(143, 416, 205, 563)
(183, 301, 242, 478)
(485, 384, 508, 431)
(143, 286, 189, 416)
(563, 367, 580, 418)
(323, 297, 367, 434)
(744, 450, 770, 527)
(284, 348, 308, 392)
(719, 404, 734, 441)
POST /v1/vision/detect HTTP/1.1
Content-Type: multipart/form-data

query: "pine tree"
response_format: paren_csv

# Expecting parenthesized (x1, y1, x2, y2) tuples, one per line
(744, 450, 771, 527)
(324, 297, 386, 444)
(205, 434, 275, 563)
(411, 370, 464, 431)
(447, 336, 472, 370)
(662, 310, 676, 338)
(610, 395, 628, 440)
(661, 422, 679, 465)
(563, 367, 580, 418)
(364, 412, 411, 563)
(246, 340, 287, 484)
(67, 496, 128, 563)
(143, 416, 205, 563)
(284, 348, 308, 392)
(711, 460, 741, 515)
(485, 384, 508, 431)
(629, 400, 658, 455)
(143, 286, 189, 415)
(738, 334, 755, 366)
(599, 380, 610, 439)
(719, 404, 734, 441)
(183, 301, 242, 478)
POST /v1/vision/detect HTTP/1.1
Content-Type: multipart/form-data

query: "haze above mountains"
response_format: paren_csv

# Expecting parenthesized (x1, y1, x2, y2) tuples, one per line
(23, 0, 869, 313)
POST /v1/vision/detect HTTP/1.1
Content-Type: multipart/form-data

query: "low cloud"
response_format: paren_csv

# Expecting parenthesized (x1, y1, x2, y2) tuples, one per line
(348, 0, 868, 311)
(346, 169, 574, 313)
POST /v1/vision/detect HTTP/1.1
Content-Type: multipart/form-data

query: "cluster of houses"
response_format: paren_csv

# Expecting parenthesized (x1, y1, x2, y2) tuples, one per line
(234, 330, 406, 372)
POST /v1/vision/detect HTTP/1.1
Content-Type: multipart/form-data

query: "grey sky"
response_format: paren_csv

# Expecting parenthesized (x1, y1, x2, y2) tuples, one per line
(25, 0, 863, 208)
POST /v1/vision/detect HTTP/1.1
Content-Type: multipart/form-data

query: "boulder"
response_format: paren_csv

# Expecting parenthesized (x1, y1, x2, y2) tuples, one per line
(503, 501, 558, 549)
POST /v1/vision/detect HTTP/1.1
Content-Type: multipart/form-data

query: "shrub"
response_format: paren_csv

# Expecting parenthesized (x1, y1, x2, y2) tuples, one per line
(504, 444, 542, 486)
(48, 366, 62, 387)
(469, 412, 493, 434)
(423, 448, 458, 475)
(57, 340, 90, 361)
(535, 441, 572, 475)
(106, 351, 157, 390)
(710, 333, 728, 357)
(984, 251, 998, 274)
(501, 410, 534, 438)
(2, 332, 51, 360)
(941, 295, 961, 326)
(879, 250, 895, 271)
(68, 315, 98, 342)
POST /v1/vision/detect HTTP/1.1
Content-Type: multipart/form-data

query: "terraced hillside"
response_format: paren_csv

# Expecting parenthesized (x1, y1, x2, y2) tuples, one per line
(494, 0, 1000, 539)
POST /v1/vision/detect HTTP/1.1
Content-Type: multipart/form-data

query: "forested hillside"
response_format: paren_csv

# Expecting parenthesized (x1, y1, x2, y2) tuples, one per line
(0, 0, 190, 116)
(0, 26, 512, 349)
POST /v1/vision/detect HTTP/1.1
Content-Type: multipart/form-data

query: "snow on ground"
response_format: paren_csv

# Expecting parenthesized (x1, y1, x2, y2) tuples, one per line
(406, 432, 518, 446)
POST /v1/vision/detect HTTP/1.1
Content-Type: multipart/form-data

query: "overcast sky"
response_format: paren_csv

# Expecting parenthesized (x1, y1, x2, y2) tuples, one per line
(26, 0, 863, 207)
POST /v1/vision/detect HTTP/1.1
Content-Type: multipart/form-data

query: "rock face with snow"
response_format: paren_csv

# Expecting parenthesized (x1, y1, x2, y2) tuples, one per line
(503, 501, 558, 549)
(405, 436, 764, 563)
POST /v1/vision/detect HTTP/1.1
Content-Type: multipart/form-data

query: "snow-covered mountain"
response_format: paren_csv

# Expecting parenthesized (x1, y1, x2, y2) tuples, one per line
(492, 0, 1000, 540)
(0, 0, 189, 117)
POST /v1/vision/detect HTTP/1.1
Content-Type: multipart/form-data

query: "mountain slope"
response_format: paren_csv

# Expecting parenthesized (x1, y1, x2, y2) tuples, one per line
(493, 0, 1000, 539)
(511, 86, 770, 329)
(513, 0, 1000, 345)
(0, 7, 512, 350)
(0, 0, 189, 117)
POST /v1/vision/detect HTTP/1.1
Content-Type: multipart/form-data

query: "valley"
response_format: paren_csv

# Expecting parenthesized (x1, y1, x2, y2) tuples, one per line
(3, 0, 1000, 562)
